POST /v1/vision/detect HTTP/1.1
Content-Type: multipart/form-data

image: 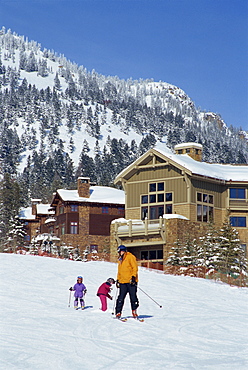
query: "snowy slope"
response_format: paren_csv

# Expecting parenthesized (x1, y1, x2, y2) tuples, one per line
(1, 253, 248, 370)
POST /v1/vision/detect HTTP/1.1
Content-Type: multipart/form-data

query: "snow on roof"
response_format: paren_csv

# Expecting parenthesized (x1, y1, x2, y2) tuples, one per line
(155, 147, 248, 182)
(174, 142, 203, 150)
(19, 207, 36, 220)
(36, 204, 54, 215)
(57, 186, 125, 204)
(44, 218, 56, 224)
(163, 214, 189, 220)
(111, 214, 189, 224)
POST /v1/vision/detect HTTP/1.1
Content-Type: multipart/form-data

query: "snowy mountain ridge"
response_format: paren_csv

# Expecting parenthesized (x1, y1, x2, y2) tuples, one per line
(0, 28, 247, 200)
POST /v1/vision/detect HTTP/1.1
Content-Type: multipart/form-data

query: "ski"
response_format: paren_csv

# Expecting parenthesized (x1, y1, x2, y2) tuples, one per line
(113, 316, 127, 322)
(133, 316, 144, 322)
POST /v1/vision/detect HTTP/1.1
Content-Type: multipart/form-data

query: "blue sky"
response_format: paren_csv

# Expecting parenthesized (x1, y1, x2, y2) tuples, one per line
(1, 0, 248, 131)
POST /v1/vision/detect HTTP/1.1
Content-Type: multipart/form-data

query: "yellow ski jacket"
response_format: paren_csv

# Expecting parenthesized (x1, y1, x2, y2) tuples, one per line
(117, 251, 138, 284)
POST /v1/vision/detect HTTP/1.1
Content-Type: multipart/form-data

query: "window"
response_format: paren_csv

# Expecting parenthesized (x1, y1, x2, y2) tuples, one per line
(90, 244, 98, 252)
(141, 251, 148, 260)
(166, 204, 172, 214)
(141, 195, 148, 204)
(61, 223, 65, 235)
(70, 222, 78, 234)
(157, 182, 164, 191)
(230, 217, 246, 227)
(229, 188, 246, 199)
(149, 250, 156, 259)
(197, 192, 214, 222)
(150, 205, 164, 219)
(118, 207, 125, 215)
(149, 194, 156, 203)
(70, 204, 78, 212)
(141, 183, 173, 220)
(149, 183, 156, 192)
(59, 206, 64, 214)
(102, 206, 109, 214)
(141, 207, 148, 219)
(140, 250, 163, 260)
(157, 193, 164, 202)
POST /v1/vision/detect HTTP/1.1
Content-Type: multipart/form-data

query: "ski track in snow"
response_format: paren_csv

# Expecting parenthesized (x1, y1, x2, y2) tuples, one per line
(0, 254, 248, 370)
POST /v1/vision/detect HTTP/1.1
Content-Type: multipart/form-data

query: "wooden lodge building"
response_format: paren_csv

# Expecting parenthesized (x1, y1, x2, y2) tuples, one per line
(20, 178, 125, 255)
(20, 199, 55, 244)
(110, 143, 248, 267)
(49, 177, 125, 254)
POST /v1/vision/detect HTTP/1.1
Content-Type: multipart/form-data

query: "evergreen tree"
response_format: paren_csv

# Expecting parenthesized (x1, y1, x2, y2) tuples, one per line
(216, 218, 245, 277)
(166, 239, 184, 266)
(6, 215, 26, 251)
(0, 174, 21, 249)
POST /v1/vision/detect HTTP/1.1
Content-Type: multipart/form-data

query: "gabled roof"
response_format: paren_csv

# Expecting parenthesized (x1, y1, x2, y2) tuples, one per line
(36, 204, 54, 215)
(52, 186, 125, 205)
(19, 207, 36, 221)
(115, 146, 248, 184)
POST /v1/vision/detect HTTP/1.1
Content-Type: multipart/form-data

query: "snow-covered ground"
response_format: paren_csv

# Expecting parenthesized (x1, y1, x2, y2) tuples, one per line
(1, 254, 248, 370)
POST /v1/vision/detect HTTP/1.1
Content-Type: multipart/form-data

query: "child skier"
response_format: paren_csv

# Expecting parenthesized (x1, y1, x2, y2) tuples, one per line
(69, 276, 87, 310)
(97, 278, 115, 311)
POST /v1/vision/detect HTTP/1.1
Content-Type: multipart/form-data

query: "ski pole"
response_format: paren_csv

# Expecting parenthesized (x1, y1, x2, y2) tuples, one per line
(68, 290, 72, 307)
(111, 287, 119, 315)
(138, 286, 162, 308)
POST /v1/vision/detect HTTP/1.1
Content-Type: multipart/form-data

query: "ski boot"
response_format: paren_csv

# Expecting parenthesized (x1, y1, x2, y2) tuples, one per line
(132, 309, 138, 318)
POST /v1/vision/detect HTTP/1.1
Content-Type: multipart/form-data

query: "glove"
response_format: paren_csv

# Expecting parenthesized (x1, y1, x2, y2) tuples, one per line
(84, 289, 87, 294)
(110, 296, 113, 300)
(69, 287, 73, 291)
(116, 280, 120, 288)
(130, 276, 136, 285)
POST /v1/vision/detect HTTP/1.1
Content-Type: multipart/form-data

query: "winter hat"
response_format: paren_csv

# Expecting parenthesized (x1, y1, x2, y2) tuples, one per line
(77, 276, 83, 280)
(107, 278, 115, 284)
(117, 245, 127, 253)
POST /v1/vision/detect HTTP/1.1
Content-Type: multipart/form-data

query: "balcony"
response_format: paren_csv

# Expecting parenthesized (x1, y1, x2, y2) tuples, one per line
(114, 217, 166, 246)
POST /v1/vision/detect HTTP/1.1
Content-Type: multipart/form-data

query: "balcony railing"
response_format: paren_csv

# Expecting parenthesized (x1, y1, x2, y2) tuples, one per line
(114, 217, 166, 241)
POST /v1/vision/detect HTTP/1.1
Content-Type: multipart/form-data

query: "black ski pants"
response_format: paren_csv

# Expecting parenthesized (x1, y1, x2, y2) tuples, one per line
(115, 283, 139, 314)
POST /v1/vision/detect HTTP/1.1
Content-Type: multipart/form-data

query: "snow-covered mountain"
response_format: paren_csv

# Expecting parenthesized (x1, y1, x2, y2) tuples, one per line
(0, 28, 247, 200)
(1, 253, 248, 370)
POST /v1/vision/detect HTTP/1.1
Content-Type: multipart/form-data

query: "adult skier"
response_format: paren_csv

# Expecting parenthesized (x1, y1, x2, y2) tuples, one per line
(115, 245, 139, 318)
(69, 276, 87, 309)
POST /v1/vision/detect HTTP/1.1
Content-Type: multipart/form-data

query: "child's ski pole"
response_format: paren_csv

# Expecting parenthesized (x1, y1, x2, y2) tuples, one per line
(68, 290, 72, 307)
(138, 286, 162, 308)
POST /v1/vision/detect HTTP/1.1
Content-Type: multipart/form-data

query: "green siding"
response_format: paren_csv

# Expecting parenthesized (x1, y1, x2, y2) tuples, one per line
(191, 179, 227, 208)
(126, 173, 187, 208)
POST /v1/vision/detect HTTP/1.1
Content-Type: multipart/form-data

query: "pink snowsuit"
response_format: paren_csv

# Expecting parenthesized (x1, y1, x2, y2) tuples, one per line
(97, 282, 112, 311)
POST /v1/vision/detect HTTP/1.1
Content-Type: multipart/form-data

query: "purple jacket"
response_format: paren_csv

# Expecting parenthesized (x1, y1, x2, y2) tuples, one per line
(73, 283, 86, 298)
(97, 282, 111, 299)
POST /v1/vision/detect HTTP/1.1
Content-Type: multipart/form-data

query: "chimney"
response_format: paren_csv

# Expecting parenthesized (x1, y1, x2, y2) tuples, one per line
(174, 142, 203, 162)
(31, 199, 42, 215)
(77, 177, 90, 198)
